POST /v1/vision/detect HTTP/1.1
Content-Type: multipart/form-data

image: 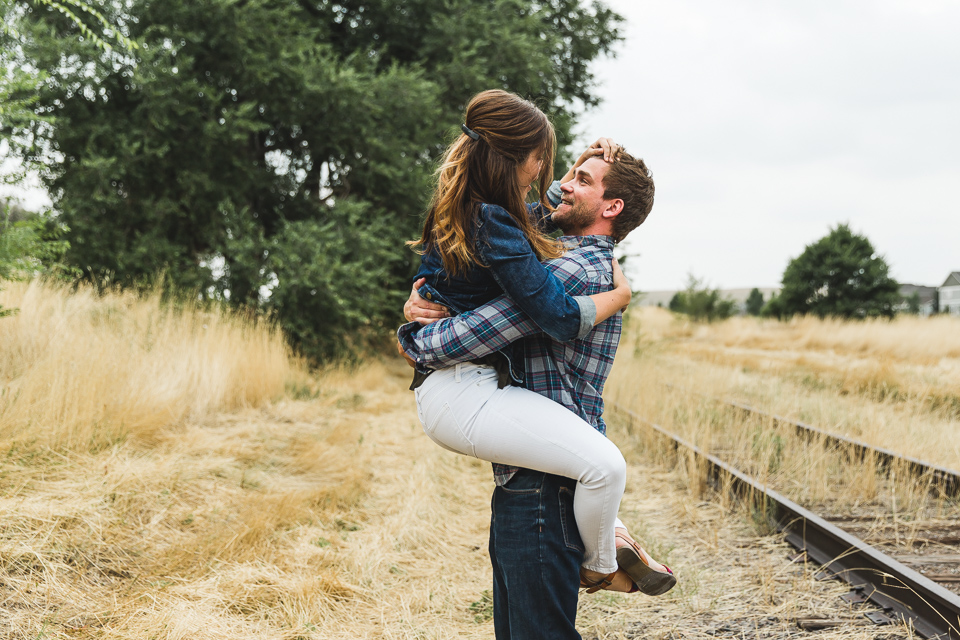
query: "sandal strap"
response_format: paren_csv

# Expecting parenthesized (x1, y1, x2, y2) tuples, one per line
(579, 569, 615, 594)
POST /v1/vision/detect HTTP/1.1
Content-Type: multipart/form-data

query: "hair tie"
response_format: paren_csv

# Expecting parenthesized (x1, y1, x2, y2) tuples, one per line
(461, 123, 480, 140)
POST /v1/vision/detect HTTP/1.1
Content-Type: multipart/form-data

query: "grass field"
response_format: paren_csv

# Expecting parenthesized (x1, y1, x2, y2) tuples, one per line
(608, 307, 960, 524)
(612, 307, 960, 470)
(2, 282, 955, 638)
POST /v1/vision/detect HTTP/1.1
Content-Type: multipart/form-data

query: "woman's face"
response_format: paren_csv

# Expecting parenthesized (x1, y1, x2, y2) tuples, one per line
(517, 150, 543, 197)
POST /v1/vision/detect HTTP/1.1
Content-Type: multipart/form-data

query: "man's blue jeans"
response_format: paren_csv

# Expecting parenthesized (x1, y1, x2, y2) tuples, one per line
(489, 468, 584, 640)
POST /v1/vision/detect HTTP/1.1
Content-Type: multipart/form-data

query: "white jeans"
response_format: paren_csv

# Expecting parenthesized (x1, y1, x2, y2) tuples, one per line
(414, 363, 626, 573)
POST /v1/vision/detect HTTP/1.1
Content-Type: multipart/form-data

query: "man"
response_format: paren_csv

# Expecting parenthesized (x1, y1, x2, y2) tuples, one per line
(401, 142, 663, 639)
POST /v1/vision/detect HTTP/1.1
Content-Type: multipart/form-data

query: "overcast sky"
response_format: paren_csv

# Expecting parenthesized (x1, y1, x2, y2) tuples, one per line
(576, 0, 960, 292)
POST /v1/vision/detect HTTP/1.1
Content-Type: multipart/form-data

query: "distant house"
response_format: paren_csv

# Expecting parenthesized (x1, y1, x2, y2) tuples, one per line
(940, 272, 960, 315)
(897, 284, 938, 316)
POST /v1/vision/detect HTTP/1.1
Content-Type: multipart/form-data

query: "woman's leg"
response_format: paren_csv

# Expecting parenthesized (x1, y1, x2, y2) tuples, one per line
(415, 363, 625, 573)
(414, 364, 502, 458)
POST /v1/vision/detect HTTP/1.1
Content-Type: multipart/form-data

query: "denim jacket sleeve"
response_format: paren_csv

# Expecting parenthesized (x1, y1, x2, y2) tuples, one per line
(527, 181, 563, 234)
(475, 202, 595, 342)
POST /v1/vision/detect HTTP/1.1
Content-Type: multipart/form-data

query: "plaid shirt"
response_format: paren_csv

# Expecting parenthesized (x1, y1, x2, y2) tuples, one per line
(398, 235, 621, 485)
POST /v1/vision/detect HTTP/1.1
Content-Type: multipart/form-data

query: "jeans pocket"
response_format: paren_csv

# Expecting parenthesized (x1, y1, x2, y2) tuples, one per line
(500, 470, 543, 495)
(558, 486, 585, 553)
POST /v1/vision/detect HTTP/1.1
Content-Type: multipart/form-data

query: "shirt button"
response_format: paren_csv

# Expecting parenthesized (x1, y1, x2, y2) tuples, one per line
(425, 292, 433, 300)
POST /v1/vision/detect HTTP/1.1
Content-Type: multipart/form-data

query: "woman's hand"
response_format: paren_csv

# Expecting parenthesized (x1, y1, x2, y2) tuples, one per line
(561, 137, 621, 183)
(587, 258, 632, 326)
(404, 278, 450, 325)
(611, 258, 632, 312)
(397, 340, 416, 367)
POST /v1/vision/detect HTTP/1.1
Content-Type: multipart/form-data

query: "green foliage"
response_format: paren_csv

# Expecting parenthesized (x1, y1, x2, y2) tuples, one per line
(745, 287, 764, 316)
(778, 224, 899, 319)
(668, 292, 683, 313)
(668, 275, 736, 322)
(760, 292, 785, 319)
(469, 589, 495, 624)
(904, 291, 921, 315)
(264, 199, 408, 360)
(1, 202, 78, 280)
(1, 0, 135, 320)
(1, 0, 136, 153)
(3, 0, 622, 361)
(0, 201, 79, 316)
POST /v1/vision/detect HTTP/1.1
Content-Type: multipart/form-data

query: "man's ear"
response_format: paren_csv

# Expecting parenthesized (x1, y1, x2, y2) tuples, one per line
(601, 199, 624, 220)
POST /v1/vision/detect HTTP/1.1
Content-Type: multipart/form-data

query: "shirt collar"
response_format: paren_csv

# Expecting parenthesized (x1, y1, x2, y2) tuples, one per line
(559, 235, 615, 252)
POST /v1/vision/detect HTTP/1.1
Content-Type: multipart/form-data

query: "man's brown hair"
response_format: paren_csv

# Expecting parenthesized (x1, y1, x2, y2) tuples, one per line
(602, 149, 654, 242)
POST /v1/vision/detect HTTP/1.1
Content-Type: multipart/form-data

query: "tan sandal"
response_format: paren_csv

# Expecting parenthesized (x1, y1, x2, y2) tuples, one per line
(578, 568, 616, 594)
(615, 531, 676, 596)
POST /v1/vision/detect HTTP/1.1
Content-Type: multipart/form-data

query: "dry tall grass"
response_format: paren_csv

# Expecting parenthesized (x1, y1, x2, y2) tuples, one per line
(0, 279, 296, 450)
(635, 307, 960, 365)
(610, 306, 960, 521)
(0, 283, 918, 638)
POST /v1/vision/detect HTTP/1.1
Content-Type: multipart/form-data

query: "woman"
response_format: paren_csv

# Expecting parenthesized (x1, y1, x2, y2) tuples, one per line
(400, 89, 673, 594)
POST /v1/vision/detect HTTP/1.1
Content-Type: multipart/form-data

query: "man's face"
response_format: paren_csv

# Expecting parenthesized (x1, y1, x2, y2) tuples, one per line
(553, 158, 611, 235)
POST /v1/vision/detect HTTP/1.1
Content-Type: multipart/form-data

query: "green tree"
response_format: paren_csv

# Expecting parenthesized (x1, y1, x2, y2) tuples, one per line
(778, 224, 899, 319)
(3, 0, 623, 359)
(2, 0, 135, 317)
(760, 292, 784, 319)
(668, 291, 684, 313)
(1, 201, 80, 316)
(0, 202, 77, 280)
(904, 291, 921, 315)
(745, 287, 764, 316)
(668, 275, 736, 322)
(1, 0, 137, 173)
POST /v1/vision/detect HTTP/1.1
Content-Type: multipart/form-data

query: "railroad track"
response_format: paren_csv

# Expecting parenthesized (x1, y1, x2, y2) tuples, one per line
(665, 384, 960, 497)
(610, 402, 960, 640)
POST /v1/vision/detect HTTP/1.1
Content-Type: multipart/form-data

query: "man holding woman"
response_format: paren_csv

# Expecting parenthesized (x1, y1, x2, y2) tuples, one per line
(400, 103, 668, 636)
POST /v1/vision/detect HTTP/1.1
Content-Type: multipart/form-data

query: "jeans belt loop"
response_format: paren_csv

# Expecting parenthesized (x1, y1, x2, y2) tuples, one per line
(455, 362, 462, 383)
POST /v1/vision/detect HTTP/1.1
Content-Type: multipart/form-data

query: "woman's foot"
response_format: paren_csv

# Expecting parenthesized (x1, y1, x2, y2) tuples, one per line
(579, 568, 637, 593)
(615, 527, 676, 596)
(579, 568, 615, 593)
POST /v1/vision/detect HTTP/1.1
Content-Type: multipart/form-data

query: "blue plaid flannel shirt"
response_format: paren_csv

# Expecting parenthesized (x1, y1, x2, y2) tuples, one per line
(397, 235, 622, 485)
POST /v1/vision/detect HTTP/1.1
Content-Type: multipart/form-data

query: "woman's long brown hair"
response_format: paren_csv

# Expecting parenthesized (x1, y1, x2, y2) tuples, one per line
(410, 90, 563, 276)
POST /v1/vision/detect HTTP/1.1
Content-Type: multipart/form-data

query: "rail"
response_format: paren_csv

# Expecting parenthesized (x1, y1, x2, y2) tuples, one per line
(610, 402, 960, 640)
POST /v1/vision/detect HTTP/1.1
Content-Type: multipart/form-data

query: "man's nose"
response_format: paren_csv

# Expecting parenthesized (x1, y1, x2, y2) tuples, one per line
(560, 180, 573, 193)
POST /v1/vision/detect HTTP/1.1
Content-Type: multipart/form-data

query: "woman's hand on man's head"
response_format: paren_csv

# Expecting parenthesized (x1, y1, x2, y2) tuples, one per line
(585, 137, 621, 163)
(562, 138, 621, 184)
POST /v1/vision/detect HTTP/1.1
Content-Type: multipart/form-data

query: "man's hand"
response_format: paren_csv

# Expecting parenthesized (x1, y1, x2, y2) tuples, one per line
(404, 278, 451, 325)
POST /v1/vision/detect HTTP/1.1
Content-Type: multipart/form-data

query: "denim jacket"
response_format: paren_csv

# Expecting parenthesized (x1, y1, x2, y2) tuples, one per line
(405, 182, 596, 383)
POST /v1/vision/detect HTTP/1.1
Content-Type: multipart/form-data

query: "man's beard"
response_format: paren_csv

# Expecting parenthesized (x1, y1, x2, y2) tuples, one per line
(556, 201, 598, 235)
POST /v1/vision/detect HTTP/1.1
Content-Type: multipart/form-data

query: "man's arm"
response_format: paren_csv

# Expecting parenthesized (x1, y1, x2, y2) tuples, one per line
(398, 253, 593, 368)
(400, 296, 535, 369)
